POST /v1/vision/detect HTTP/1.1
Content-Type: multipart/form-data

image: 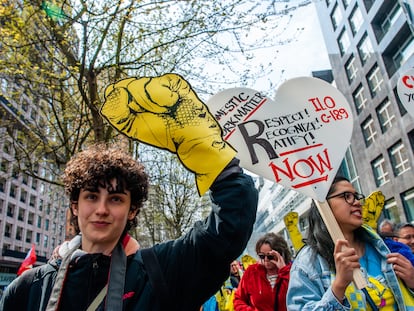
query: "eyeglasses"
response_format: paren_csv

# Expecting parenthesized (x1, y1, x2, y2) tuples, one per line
(258, 254, 275, 260)
(326, 191, 365, 205)
(399, 235, 414, 240)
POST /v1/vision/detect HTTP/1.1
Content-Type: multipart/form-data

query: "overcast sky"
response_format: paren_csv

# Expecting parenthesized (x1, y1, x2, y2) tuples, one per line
(251, 1, 331, 95)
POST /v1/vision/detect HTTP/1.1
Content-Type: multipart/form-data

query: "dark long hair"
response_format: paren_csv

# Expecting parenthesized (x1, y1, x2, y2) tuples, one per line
(255, 232, 292, 263)
(306, 176, 365, 270)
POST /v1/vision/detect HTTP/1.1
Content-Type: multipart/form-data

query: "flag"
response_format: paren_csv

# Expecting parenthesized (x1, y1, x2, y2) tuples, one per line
(17, 244, 37, 276)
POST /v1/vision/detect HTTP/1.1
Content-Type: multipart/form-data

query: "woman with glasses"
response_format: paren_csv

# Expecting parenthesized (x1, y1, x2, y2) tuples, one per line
(287, 176, 414, 310)
(233, 232, 292, 311)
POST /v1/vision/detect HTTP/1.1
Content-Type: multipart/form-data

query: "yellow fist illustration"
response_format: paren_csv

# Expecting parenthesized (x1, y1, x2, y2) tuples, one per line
(100, 73, 236, 195)
(362, 191, 385, 230)
(284, 211, 305, 252)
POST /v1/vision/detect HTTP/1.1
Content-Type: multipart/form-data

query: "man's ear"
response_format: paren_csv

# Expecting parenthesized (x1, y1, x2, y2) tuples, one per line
(128, 207, 138, 220)
(71, 202, 79, 216)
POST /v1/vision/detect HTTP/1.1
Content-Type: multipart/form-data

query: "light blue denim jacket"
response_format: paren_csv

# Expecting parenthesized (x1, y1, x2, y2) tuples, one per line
(286, 225, 414, 310)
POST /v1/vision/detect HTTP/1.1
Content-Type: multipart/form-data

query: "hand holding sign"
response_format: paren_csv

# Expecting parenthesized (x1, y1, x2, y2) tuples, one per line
(208, 77, 366, 289)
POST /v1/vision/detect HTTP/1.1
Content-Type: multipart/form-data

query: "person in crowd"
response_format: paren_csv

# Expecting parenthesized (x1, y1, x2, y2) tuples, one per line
(229, 260, 243, 289)
(287, 176, 414, 310)
(376, 219, 414, 267)
(2, 73, 258, 310)
(233, 232, 292, 311)
(378, 218, 396, 238)
(201, 260, 244, 311)
(397, 223, 414, 254)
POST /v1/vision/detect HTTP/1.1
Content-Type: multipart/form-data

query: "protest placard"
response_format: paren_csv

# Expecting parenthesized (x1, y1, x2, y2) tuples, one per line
(397, 68, 414, 117)
(208, 77, 366, 288)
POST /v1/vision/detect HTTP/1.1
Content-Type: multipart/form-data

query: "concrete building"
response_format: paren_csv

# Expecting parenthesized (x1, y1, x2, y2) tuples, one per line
(251, 0, 414, 253)
(0, 94, 67, 293)
(314, 0, 414, 224)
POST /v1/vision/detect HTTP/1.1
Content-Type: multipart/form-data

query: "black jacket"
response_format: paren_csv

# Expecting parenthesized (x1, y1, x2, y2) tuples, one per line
(0, 172, 258, 311)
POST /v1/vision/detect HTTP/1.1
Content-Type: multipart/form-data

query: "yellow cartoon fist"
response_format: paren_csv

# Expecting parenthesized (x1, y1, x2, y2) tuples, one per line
(284, 211, 305, 252)
(362, 191, 385, 230)
(100, 73, 236, 195)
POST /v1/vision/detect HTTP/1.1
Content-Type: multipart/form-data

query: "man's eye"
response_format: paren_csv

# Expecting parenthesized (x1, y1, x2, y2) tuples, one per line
(85, 194, 97, 200)
(111, 196, 123, 203)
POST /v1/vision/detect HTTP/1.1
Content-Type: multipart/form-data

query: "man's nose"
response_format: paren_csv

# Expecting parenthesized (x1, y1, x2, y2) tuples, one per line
(95, 199, 109, 213)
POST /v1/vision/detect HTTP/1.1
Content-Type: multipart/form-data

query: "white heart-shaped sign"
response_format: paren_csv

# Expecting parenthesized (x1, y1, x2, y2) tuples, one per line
(397, 68, 414, 117)
(207, 77, 353, 201)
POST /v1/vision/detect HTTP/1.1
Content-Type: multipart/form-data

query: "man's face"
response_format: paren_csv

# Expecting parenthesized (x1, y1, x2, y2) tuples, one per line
(397, 226, 414, 253)
(380, 223, 393, 234)
(230, 261, 239, 275)
(72, 179, 136, 255)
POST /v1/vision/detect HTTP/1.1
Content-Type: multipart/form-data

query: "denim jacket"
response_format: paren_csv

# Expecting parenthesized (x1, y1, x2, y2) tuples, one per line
(286, 225, 414, 311)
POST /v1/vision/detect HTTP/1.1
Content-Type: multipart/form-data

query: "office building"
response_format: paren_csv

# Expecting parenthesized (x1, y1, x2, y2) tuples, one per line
(314, 0, 414, 225)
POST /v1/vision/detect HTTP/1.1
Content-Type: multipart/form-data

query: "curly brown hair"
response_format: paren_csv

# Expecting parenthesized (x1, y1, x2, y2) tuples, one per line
(255, 232, 292, 263)
(63, 143, 149, 234)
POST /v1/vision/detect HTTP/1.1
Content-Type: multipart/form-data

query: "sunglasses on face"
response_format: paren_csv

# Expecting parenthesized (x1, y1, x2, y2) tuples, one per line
(258, 254, 275, 260)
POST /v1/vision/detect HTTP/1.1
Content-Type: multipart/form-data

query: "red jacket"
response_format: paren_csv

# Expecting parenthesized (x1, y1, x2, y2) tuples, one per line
(233, 262, 291, 311)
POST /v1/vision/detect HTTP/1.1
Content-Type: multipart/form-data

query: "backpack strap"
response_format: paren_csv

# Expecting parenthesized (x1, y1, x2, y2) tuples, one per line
(141, 248, 169, 303)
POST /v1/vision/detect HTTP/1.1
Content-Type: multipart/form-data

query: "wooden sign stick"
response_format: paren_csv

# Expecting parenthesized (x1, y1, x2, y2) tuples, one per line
(316, 200, 367, 289)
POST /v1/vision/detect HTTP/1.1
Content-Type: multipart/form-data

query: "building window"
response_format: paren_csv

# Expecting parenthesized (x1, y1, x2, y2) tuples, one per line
(22, 174, 28, 185)
(7, 203, 15, 218)
(338, 28, 350, 55)
(18, 208, 24, 221)
(357, 33, 374, 65)
(376, 98, 395, 133)
(361, 116, 377, 146)
(388, 141, 410, 176)
(381, 3, 403, 37)
(43, 235, 48, 248)
(26, 230, 33, 243)
(383, 198, 401, 224)
(353, 84, 367, 114)
(392, 34, 414, 73)
(342, 148, 362, 192)
(366, 64, 384, 98)
(5, 223, 12, 238)
(16, 227, 22, 240)
(349, 5, 363, 36)
(29, 194, 36, 207)
(345, 55, 358, 84)
(401, 188, 414, 222)
(9, 184, 16, 198)
(371, 155, 389, 186)
(331, 3, 342, 30)
(28, 212, 34, 225)
(20, 189, 27, 203)
(1, 158, 9, 173)
(31, 179, 38, 190)
(0, 177, 5, 192)
(37, 216, 42, 229)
